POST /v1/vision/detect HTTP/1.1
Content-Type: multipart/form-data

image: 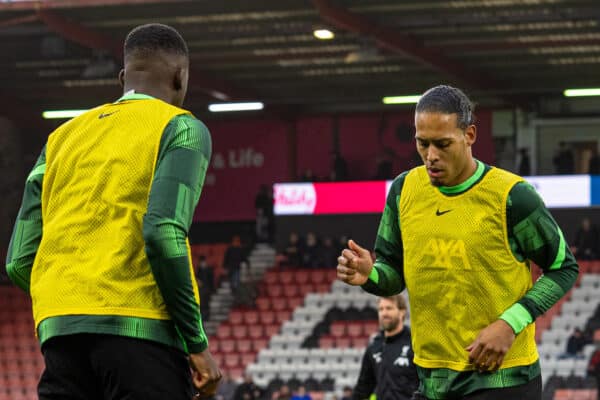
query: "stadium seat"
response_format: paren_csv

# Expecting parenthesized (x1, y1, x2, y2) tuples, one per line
(259, 311, 275, 325)
(244, 311, 259, 324)
(248, 325, 264, 339)
(256, 297, 271, 311)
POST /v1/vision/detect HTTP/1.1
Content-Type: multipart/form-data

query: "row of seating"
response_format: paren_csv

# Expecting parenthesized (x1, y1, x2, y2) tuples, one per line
(553, 388, 598, 400)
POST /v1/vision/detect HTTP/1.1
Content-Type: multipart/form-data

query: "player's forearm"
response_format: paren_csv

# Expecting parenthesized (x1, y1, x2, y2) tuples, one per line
(143, 221, 207, 353)
(361, 260, 405, 296)
(6, 150, 45, 292)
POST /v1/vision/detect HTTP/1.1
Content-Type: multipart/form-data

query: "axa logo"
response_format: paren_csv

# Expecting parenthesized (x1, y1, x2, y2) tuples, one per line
(422, 238, 471, 269)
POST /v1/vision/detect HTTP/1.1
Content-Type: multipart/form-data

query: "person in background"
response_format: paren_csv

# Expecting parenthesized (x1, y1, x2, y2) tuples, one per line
(197, 255, 215, 321)
(223, 235, 246, 291)
(560, 327, 588, 359)
(353, 294, 418, 400)
(291, 385, 312, 400)
(5, 23, 221, 399)
(254, 184, 274, 243)
(216, 372, 238, 400)
(553, 141, 575, 174)
(337, 85, 578, 400)
(571, 217, 599, 260)
(587, 345, 600, 400)
(517, 148, 531, 176)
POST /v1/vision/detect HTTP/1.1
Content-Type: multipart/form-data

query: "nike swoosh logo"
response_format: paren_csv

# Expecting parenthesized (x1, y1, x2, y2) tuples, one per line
(98, 111, 119, 119)
(436, 208, 452, 216)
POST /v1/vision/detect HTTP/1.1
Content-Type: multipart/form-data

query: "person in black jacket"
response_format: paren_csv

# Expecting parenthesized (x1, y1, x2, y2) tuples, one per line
(352, 294, 418, 400)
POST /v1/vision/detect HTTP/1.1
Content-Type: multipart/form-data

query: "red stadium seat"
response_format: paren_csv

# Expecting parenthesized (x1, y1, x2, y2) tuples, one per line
(232, 325, 248, 339)
(236, 339, 252, 353)
(295, 271, 309, 284)
(248, 325, 264, 339)
(256, 297, 271, 311)
(282, 284, 299, 298)
(347, 323, 363, 337)
(240, 353, 255, 366)
(287, 297, 304, 311)
(216, 324, 232, 339)
(251, 338, 268, 352)
(259, 311, 275, 325)
(219, 339, 235, 353)
(229, 310, 243, 324)
(275, 310, 291, 323)
(319, 336, 334, 348)
(264, 324, 280, 337)
(280, 271, 294, 284)
(224, 353, 240, 368)
(243, 311, 259, 325)
(267, 285, 283, 298)
(330, 322, 345, 337)
(310, 270, 327, 284)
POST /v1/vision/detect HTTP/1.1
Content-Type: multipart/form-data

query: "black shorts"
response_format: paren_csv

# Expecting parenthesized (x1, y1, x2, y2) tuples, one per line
(411, 374, 542, 400)
(38, 333, 193, 400)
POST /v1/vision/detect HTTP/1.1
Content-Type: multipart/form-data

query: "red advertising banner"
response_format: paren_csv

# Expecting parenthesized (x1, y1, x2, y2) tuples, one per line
(194, 119, 290, 221)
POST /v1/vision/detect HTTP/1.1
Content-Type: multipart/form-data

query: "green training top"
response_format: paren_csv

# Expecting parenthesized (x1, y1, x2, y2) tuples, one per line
(6, 92, 212, 354)
(362, 160, 578, 399)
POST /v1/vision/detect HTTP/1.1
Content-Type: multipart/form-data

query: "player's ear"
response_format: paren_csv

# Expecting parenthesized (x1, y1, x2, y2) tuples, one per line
(118, 69, 125, 88)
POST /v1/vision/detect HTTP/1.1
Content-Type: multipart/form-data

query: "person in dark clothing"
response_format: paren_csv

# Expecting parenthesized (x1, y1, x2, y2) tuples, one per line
(588, 346, 600, 400)
(280, 232, 304, 268)
(223, 235, 246, 291)
(572, 217, 599, 260)
(331, 151, 348, 181)
(232, 374, 261, 400)
(254, 184, 274, 243)
(353, 294, 418, 400)
(561, 327, 588, 358)
(196, 255, 215, 321)
(553, 141, 575, 174)
(589, 148, 600, 175)
(517, 148, 531, 176)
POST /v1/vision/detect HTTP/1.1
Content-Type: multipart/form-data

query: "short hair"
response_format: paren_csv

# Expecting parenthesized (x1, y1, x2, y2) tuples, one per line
(124, 23, 188, 60)
(416, 85, 474, 130)
(380, 294, 407, 310)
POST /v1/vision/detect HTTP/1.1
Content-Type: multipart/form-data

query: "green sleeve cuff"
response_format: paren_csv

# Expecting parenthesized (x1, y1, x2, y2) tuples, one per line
(187, 340, 208, 354)
(368, 266, 379, 284)
(500, 303, 533, 334)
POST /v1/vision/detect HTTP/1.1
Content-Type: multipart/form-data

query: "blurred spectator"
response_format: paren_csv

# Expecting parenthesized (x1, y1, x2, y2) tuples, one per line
(553, 141, 575, 174)
(196, 255, 215, 321)
(517, 148, 531, 176)
(298, 169, 317, 182)
(317, 236, 339, 267)
(587, 345, 600, 400)
(589, 148, 600, 175)
(331, 151, 348, 181)
(571, 218, 599, 260)
(233, 374, 261, 400)
(374, 154, 394, 180)
(234, 277, 258, 308)
(216, 372, 238, 400)
(561, 327, 588, 359)
(223, 235, 247, 291)
(278, 385, 292, 400)
(303, 232, 321, 268)
(280, 232, 304, 267)
(255, 184, 274, 243)
(291, 386, 312, 400)
(340, 386, 353, 400)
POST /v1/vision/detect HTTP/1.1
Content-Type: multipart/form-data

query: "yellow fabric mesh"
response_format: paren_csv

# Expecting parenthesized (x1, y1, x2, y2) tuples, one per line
(400, 166, 538, 370)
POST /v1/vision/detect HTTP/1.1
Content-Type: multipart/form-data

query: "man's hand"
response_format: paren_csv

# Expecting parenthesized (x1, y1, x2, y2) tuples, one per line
(189, 350, 222, 398)
(337, 239, 374, 286)
(466, 319, 516, 372)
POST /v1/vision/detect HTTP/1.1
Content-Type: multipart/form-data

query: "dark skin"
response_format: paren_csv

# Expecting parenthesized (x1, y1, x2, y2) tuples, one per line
(119, 49, 221, 397)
